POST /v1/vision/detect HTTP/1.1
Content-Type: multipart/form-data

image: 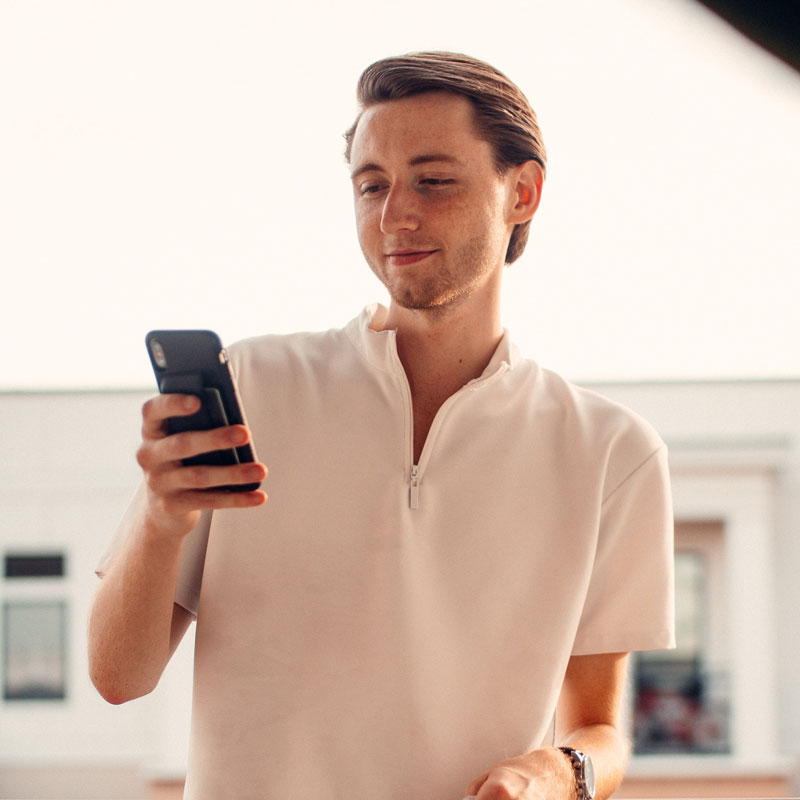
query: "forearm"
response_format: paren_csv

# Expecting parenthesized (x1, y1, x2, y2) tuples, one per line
(89, 393, 266, 704)
(464, 723, 629, 800)
(466, 653, 631, 799)
(560, 722, 631, 800)
(88, 515, 186, 704)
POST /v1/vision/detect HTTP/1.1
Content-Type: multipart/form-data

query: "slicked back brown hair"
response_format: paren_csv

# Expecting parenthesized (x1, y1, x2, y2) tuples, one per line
(344, 51, 547, 264)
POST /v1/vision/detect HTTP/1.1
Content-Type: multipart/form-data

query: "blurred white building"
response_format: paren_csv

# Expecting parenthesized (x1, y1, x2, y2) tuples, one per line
(1, 381, 799, 798)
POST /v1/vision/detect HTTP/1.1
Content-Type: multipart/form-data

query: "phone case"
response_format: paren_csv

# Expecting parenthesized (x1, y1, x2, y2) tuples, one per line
(145, 330, 261, 492)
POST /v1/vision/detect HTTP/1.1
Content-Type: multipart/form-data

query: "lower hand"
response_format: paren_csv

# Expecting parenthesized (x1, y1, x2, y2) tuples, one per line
(464, 748, 574, 800)
(136, 393, 268, 538)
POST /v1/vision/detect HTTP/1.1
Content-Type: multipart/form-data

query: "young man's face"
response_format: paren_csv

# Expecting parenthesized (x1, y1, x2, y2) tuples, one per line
(348, 92, 520, 314)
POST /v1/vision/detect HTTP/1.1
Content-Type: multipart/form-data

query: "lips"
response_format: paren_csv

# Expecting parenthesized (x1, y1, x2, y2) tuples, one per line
(386, 249, 438, 266)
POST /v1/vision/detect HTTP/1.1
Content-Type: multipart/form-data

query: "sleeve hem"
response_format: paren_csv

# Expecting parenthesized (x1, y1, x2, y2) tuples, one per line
(571, 628, 676, 656)
(175, 581, 200, 618)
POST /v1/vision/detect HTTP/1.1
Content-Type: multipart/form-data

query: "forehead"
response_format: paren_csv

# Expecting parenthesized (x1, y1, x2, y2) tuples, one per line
(349, 92, 493, 169)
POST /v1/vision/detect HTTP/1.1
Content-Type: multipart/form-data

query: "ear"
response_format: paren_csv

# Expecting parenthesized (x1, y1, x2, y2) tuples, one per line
(508, 160, 544, 224)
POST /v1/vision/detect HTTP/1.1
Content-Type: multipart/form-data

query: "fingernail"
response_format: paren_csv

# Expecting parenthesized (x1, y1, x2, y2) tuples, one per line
(230, 427, 248, 444)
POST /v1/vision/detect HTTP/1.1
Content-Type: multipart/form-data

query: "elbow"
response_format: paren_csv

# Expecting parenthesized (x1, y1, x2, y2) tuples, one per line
(88, 658, 156, 706)
(87, 618, 159, 705)
(91, 673, 154, 706)
(95, 685, 130, 706)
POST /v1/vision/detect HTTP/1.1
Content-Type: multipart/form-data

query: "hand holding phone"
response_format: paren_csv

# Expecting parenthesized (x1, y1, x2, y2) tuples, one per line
(145, 330, 263, 493)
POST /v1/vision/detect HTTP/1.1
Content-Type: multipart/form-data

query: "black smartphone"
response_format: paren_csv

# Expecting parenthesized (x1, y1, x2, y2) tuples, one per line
(145, 329, 261, 492)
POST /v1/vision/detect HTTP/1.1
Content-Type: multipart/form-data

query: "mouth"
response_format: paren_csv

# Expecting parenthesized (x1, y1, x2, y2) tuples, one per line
(386, 249, 438, 266)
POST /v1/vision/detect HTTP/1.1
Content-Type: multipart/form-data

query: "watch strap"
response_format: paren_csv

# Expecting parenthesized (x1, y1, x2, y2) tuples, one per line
(557, 747, 594, 800)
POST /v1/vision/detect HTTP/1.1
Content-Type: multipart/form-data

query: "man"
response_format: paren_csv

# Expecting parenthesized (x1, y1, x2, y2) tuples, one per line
(89, 52, 674, 800)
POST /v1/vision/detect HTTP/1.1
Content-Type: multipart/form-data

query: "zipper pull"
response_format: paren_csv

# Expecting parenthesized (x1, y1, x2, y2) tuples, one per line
(409, 465, 420, 510)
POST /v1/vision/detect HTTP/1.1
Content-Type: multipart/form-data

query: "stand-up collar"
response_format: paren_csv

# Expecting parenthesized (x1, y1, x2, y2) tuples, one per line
(345, 304, 521, 378)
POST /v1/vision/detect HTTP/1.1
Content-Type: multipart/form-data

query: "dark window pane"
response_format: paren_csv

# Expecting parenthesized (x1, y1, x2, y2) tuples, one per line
(633, 549, 731, 754)
(633, 658, 731, 754)
(3, 601, 67, 701)
(4, 554, 65, 578)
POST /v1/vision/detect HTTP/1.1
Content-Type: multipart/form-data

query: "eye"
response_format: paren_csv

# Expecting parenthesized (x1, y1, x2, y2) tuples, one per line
(361, 184, 385, 196)
(420, 178, 455, 187)
(357, 178, 389, 196)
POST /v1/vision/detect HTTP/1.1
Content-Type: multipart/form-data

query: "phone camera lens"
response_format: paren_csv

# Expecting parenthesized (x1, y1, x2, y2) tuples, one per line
(151, 340, 168, 369)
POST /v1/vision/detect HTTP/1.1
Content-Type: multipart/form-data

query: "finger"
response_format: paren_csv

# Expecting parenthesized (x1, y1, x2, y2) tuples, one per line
(465, 773, 489, 797)
(168, 487, 268, 512)
(141, 393, 201, 439)
(148, 424, 252, 466)
(148, 484, 267, 522)
(159, 461, 268, 493)
(137, 425, 258, 483)
(473, 766, 529, 800)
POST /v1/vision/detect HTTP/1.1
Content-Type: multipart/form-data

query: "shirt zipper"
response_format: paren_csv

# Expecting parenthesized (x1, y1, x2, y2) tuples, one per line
(409, 465, 420, 510)
(388, 330, 511, 511)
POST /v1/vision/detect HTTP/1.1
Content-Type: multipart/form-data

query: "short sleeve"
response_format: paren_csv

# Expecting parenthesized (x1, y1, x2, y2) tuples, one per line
(94, 480, 211, 618)
(174, 509, 211, 616)
(94, 481, 148, 578)
(571, 445, 675, 656)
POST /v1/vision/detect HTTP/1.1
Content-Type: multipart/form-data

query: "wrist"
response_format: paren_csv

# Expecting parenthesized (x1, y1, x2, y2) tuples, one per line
(132, 502, 194, 561)
(140, 493, 199, 542)
(557, 746, 596, 800)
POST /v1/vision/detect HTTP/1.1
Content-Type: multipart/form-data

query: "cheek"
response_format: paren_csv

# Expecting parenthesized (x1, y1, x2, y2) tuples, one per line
(354, 206, 380, 256)
(353, 205, 369, 240)
(355, 201, 379, 232)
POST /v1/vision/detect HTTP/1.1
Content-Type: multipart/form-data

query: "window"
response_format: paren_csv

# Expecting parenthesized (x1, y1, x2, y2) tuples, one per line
(1, 550, 68, 702)
(632, 521, 730, 754)
(3, 601, 67, 701)
(5, 553, 65, 579)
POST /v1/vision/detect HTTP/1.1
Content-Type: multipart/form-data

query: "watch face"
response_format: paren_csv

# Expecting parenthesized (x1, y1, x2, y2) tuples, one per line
(583, 753, 596, 799)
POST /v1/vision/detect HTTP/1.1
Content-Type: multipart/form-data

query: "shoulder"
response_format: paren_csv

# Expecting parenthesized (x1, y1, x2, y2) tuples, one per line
(515, 357, 662, 445)
(227, 324, 354, 381)
(551, 368, 661, 444)
(516, 358, 666, 489)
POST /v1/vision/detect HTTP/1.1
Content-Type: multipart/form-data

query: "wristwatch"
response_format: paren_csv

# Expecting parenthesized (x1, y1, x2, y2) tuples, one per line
(557, 747, 596, 800)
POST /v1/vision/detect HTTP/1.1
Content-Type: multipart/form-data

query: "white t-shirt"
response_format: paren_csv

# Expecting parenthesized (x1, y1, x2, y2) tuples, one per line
(99, 305, 674, 800)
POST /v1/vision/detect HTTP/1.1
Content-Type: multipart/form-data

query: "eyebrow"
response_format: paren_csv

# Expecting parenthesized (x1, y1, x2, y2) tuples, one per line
(350, 153, 462, 181)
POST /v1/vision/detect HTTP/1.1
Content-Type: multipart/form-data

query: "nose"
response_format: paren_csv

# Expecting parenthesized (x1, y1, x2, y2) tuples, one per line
(380, 185, 420, 234)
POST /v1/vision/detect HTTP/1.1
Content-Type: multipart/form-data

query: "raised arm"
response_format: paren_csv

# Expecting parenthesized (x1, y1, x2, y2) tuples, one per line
(88, 392, 267, 704)
(464, 652, 630, 800)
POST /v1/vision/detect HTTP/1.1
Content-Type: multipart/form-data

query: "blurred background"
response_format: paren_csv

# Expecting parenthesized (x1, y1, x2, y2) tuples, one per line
(1, 0, 799, 797)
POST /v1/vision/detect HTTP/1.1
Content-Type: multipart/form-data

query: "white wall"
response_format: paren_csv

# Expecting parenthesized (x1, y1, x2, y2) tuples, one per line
(2, 381, 799, 792)
(588, 379, 800, 771)
(0, 391, 193, 794)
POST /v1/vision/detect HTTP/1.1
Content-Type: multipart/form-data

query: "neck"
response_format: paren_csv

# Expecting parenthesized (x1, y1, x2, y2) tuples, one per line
(374, 294, 504, 399)
(370, 292, 504, 463)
